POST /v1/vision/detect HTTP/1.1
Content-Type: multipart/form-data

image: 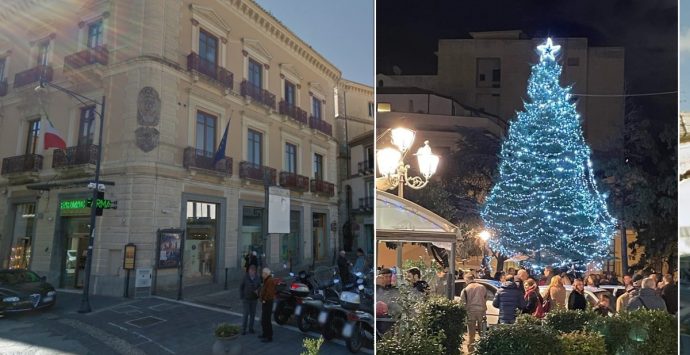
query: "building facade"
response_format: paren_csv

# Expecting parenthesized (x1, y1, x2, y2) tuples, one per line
(335, 80, 374, 255)
(0, 0, 345, 296)
(377, 30, 625, 153)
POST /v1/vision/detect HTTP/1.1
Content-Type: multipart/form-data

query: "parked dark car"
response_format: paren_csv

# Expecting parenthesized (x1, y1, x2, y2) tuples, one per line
(0, 269, 56, 317)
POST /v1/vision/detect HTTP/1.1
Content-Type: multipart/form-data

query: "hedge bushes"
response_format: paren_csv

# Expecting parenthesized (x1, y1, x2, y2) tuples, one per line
(474, 310, 676, 355)
(421, 296, 467, 355)
(474, 323, 563, 355)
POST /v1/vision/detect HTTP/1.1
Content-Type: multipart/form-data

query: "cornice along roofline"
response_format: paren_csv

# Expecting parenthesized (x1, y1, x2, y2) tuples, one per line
(222, 0, 342, 83)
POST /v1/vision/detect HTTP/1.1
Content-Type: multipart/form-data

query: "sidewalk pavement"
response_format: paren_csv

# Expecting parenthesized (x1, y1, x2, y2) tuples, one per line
(0, 290, 370, 354)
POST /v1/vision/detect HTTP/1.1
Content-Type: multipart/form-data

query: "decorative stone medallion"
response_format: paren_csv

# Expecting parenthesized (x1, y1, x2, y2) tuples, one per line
(137, 87, 161, 126)
(135, 127, 160, 152)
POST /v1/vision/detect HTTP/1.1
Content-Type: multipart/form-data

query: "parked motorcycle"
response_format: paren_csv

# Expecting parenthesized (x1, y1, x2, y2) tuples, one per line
(273, 272, 310, 325)
(294, 277, 341, 332)
(319, 273, 372, 343)
(341, 285, 375, 353)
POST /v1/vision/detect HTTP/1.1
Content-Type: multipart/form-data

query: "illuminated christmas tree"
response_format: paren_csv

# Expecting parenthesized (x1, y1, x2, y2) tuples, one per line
(481, 38, 616, 267)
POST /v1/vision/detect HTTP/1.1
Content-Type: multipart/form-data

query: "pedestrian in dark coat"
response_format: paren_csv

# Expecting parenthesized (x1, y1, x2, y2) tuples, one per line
(568, 279, 588, 311)
(240, 265, 261, 335)
(259, 268, 276, 342)
(660, 274, 677, 315)
(492, 275, 526, 324)
(337, 250, 351, 284)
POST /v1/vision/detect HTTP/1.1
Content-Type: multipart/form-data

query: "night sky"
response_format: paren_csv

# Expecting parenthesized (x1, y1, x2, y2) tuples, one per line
(377, 0, 677, 124)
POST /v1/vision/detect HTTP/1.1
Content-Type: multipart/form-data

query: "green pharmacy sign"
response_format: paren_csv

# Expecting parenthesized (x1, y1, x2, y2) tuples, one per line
(60, 199, 87, 210)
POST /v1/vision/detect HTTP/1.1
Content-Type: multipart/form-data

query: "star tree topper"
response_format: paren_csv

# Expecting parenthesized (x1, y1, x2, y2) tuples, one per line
(537, 37, 561, 61)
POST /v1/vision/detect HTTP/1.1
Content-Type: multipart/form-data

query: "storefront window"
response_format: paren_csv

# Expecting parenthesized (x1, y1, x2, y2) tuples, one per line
(9, 203, 35, 269)
(240, 206, 265, 267)
(185, 201, 218, 286)
(281, 211, 300, 267)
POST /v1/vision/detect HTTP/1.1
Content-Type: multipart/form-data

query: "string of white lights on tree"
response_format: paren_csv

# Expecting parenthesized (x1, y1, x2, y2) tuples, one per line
(481, 38, 617, 268)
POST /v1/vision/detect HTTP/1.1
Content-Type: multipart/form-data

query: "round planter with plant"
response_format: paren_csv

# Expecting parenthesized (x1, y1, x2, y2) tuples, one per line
(212, 323, 242, 355)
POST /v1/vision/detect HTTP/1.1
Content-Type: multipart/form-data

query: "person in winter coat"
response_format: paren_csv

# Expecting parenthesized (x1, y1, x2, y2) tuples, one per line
(660, 274, 677, 314)
(568, 278, 588, 311)
(239, 265, 261, 334)
(617, 274, 643, 312)
(515, 269, 529, 295)
(406, 267, 429, 293)
(543, 275, 566, 311)
(523, 278, 543, 317)
(459, 274, 487, 351)
(492, 275, 525, 324)
(337, 250, 351, 284)
(352, 248, 366, 274)
(627, 277, 667, 311)
(259, 267, 276, 342)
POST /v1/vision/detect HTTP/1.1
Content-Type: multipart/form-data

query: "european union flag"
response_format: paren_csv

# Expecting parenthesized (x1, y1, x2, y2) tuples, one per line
(214, 119, 230, 164)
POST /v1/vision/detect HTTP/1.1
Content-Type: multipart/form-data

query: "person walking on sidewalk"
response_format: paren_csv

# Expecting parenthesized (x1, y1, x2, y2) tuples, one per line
(259, 267, 276, 342)
(459, 274, 487, 352)
(240, 265, 261, 335)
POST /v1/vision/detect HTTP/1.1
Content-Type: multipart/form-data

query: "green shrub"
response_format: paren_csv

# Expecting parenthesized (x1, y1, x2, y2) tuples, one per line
(585, 315, 635, 354)
(544, 309, 597, 333)
(618, 309, 676, 355)
(300, 337, 324, 355)
(516, 313, 543, 326)
(420, 296, 467, 355)
(559, 331, 606, 355)
(474, 323, 563, 355)
(214, 323, 240, 338)
(376, 328, 444, 355)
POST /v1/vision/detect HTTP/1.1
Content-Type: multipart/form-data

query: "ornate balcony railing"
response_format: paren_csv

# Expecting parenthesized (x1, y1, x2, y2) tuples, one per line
(52, 144, 98, 168)
(279, 171, 310, 192)
(278, 101, 308, 125)
(239, 161, 276, 184)
(240, 81, 276, 109)
(358, 196, 374, 211)
(14, 65, 52, 88)
(0, 79, 7, 97)
(64, 46, 109, 70)
(183, 147, 233, 176)
(1, 154, 43, 175)
(309, 116, 332, 137)
(187, 52, 234, 91)
(310, 179, 335, 197)
(358, 160, 374, 175)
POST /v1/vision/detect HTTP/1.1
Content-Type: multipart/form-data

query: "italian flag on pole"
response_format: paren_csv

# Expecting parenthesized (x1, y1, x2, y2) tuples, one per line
(43, 117, 66, 150)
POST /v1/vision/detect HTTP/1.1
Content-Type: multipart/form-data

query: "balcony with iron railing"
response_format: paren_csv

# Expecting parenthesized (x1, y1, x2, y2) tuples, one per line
(278, 101, 308, 125)
(14, 65, 52, 88)
(310, 179, 335, 197)
(1, 154, 43, 176)
(0, 79, 7, 97)
(187, 52, 234, 91)
(358, 196, 374, 211)
(240, 81, 276, 109)
(357, 160, 374, 175)
(309, 116, 332, 137)
(279, 171, 310, 192)
(64, 45, 109, 70)
(52, 144, 98, 168)
(183, 147, 233, 176)
(239, 161, 276, 185)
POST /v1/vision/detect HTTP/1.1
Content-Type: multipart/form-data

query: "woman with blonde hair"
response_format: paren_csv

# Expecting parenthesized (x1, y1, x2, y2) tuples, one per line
(542, 274, 566, 312)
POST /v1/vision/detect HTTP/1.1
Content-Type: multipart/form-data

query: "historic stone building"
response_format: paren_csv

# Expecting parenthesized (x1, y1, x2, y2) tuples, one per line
(0, 0, 350, 296)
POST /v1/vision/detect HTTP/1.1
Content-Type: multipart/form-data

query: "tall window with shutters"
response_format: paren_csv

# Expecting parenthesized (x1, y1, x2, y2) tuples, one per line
(195, 111, 217, 157)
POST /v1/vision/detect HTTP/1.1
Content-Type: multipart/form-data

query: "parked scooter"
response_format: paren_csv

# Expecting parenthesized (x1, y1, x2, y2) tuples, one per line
(294, 277, 341, 332)
(273, 272, 310, 325)
(319, 273, 372, 343)
(341, 284, 375, 353)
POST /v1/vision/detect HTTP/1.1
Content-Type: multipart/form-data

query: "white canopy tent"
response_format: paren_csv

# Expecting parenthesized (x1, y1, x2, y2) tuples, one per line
(376, 190, 458, 299)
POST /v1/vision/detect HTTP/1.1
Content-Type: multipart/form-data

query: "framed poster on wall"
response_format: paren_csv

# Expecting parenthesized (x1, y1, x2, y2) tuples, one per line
(157, 229, 184, 269)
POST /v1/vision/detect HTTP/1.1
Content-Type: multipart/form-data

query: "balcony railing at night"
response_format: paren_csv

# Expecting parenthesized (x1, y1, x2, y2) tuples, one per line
(278, 101, 308, 125)
(1, 154, 43, 175)
(183, 147, 233, 176)
(0, 79, 7, 97)
(239, 161, 276, 184)
(64, 46, 109, 70)
(358, 196, 374, 211)
(310, 179, 335, 197)
(14, 65, 52, 88)
(187, 52, 234, 91)
(241, 81, 276, 109)
(309, 116, 332, 137)
(279, 171, 310, 192)
(358, 160, 374, 175)
(52, 144, 98, 168)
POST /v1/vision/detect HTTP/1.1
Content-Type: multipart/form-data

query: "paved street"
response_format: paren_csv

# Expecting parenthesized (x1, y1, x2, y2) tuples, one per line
(0, 291, 370, 355)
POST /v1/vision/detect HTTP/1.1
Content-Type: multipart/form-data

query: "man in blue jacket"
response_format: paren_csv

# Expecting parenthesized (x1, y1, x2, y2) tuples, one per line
(492, 275, 526, 324)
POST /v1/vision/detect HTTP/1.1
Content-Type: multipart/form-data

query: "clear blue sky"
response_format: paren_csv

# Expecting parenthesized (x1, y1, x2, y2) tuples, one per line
(682, 2, 690, 110)
(254, 0, 373, 86)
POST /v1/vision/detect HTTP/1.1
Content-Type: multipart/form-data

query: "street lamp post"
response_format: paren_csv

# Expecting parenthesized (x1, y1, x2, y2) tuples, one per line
(36, 79, 105, 313)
